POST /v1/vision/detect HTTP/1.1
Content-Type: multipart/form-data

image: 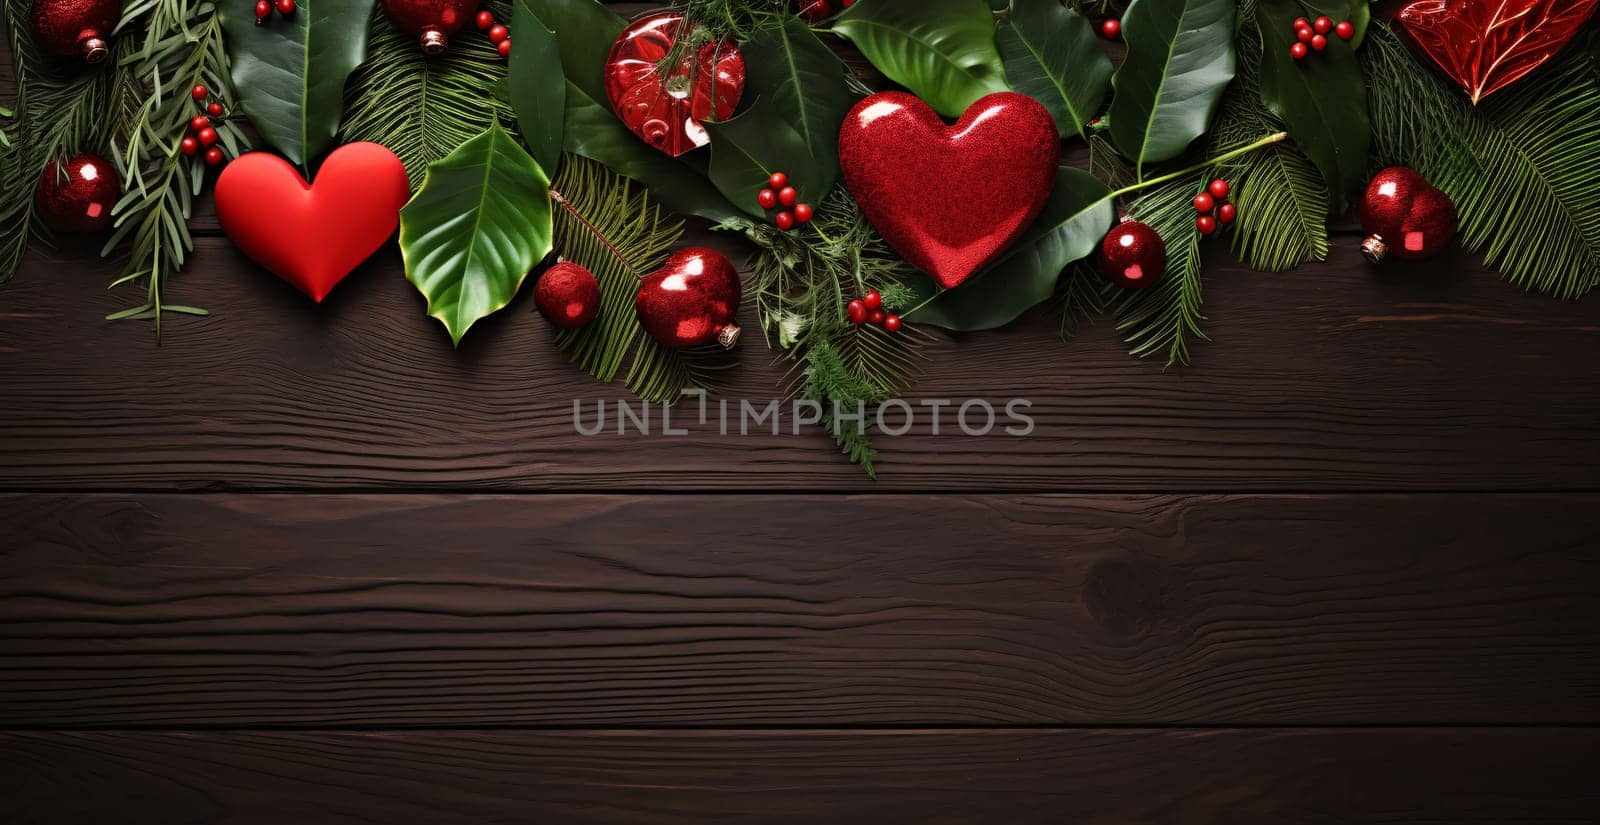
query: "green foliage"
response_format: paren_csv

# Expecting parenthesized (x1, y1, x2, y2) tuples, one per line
(508, 0, 565, 174)
(830, 0, 1009, 117)
(797, 336, 888, 476)
(338, 2, 515, 190)
(1107, 0, 1237, 173)
(997, 0, 1111, 140)
(736, 13, 854, 202)
(705, 96, 830, 220)
(1364, 23, 1600, 298)
(219, 0, 374, 167)
(1117, 172, 1209, 365)
(398, 124, 552, 345)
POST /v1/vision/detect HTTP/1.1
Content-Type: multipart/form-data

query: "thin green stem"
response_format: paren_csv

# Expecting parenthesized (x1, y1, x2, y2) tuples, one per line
(1107, 131, 1288, 202)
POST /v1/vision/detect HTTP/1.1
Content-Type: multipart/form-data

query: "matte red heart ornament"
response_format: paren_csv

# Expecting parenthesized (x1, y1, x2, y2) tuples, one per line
(215, 142, 411, 302)
(838, 91, 1060, 289)
(1398, 0, 1599, 104)
(604, 11, 745, 157)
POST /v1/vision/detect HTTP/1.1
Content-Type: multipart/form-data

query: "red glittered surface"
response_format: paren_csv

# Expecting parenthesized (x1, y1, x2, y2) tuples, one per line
(535, 262, 602, 329)
(33, 154, 120, 233)
(1360, 166, 1457, 261)
(1099, 220, 1167, 289)
(379, 0, 476, 41)
(604, 11, 744, 157)
(29, 0, 119, 58)
(634, 246, 741, 347)
(1398, 0, 1599, 103)
(838, 91, 1059, 290)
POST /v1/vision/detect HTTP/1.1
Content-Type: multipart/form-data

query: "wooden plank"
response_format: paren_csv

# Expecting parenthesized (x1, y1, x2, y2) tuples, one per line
(4, 493, 1597, 727)
(4, 235, 1599, 490)
(2, 728, 1596, 823)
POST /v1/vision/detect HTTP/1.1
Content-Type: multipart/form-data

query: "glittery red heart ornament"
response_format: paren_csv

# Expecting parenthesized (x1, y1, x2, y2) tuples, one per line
(838, 91, 1059, 289)
(214, 142, 411, 302)
(634, 247, 742, 348)
(1398, 0, 1599, 103)
(604, 11, 745, 157)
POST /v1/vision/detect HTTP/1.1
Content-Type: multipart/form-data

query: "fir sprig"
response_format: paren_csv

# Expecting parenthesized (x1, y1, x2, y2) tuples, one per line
(1117, 172, 1210, 366)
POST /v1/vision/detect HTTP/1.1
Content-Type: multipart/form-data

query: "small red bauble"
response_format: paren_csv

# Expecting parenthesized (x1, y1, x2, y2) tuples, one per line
(1290, 41, 1309, 59)
(1192, 192, 1214, 213)
(30, 0, 119, 63)
(868, 308, 885, 325)
(796, 0, 831, 23)
(1099, 220, 1166, 289)
(1334, 20, 1354, 40)
(1360, 166, 1458, 263)
(846, 299, 867, 325)
(777, 186, 797, 207)
(207, 101, 225, 117)
(757, 188, 777, 209)
(774, 210, 794, 230)
(275, 0, 296, 13)
(180, 136, 199, 156)
(1102, 18, 1121, 38)
(1313, 15, 1332, 33)
(1217, 202, 1237, 224)
(475, 9, 494, 29)
(768, 172, 787, 189)
(534, 261, 602, 329)
(197, 127, 219, 147)
(882, 314, 902, 332)
(861, 290, 881, 310)
(496, 38, 510, 57)
(792, 203, 814, 223)
(1196, 215, 1218, 235)
(1311, 33, 1328, 51)
(487, 23, 508, 43)
(204, 147, 225, 166)
(1208, 178, 1229, 199)
(34, 153, 121, 233)
(634, 247, 742, 348)
(604, 11, 745, 157)
(380, 0, 477, 54)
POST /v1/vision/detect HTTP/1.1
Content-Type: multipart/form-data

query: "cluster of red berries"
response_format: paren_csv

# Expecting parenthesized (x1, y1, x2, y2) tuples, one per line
(757, 172, 813, 231)
(1101, 18, 1121, 39)
(845, 290, 902, 332)
(796, 0, 855, 23)
(1192, 178, 1235, 236)
(1289, 15, 1354, 60)
(254, 0, 295, 24)
(180, 85, 228, 167)
(475, 7, 512, 57)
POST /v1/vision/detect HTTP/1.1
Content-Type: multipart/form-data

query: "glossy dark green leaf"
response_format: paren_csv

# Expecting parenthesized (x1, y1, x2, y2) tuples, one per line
(1299, 0, 1370, 48)
(705, 97, 827, 219)
(220, 0, 375, 167)
(831, 0, 1009, 117)
(516, 0, 740, 222)
(741, 14, 853, 197)
(1106, 0, 1237, 172)
(399, 124, 552, 345)
(907, 167, 1114, 331)
(997, 0, 1111, 139)
(509, 0, 566, 175)
(1255, 0, 1369, 211)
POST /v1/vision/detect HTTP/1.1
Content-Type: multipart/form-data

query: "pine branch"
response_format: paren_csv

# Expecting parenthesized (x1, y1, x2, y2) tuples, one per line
(1057, 260, 1114, 339)
(1117, 172, 1209, 366)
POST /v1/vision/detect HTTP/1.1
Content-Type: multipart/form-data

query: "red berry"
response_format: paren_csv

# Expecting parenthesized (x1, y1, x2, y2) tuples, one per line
(497, 38, 511, 57)
(275, 0, 296, 14)
(1208, 178, 1229, 200)
(1293, 17, 1309, 29)
(1290, 41, 1309, 60)
(1217, 202, 1237, 224)
(1313, 16, 1332, 34)
(1101, 18, 1121, 39)
(846, 300, 867, 325)
(1297, 26, 1314, 43)
(488, 24, 509, 43)
(196, 127, 218, 147)
(768, 171, 787, 189)
(255, 0, 270, 17)
(774, 210, 794, 230)
(1334, 20, 1354, 40)
(882, 314, 902, 332)
(1311, 34, 1328, 51)
(190, 115, 211, 132)
(840, 0, 854, 6)
(797, 0, 831, 22)
(476, 9, 494, 29)
(180, 136, 198, 156)
(191, 84, 207, 101)
(1192, 192, 1214, 214)
(777, 186, 797, 207)
(793, 202, 813, 223)
(757, 188, 777, 209)
(862, 290, 882, 310)
(868, 308, 885, 325)
(1196, 215, 1217, 235)
(204, 147, 224, 166)
(207, 101, 224, 117)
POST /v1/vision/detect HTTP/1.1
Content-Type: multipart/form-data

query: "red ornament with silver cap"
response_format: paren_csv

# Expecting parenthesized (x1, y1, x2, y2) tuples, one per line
(379, 0, 476, 54)
(1359, 166, 1457, 263)
(634, 246, 742, 348)
(34, 153, 121, 233)
(30, 0, 120, 64)
(1099, 219, 1166, 289)
(603, 11, 745, 157)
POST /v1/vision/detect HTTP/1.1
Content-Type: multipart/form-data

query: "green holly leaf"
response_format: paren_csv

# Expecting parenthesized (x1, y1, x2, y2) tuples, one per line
(1255, 0, 1369, 211)
(515, 0, 740, 222)
(831, 0, 1009, 118)
(220, 0, 376, 167)
(1106, 0, 1237, 172)
(399, 124, 553, 345)
(509, 0, 566, 176)
(997, 0, 1111, 140)
(906, 167, 1114, 331)
(741, 14, 853, 201)
(705, 97, 828, 219)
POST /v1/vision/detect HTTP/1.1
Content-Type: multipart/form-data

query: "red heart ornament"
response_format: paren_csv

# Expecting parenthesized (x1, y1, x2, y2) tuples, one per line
(1399, 0, 1599, 104)
(839, 91, 1060, 289)
(214, 142, 411, 302)
(604, 11, 745, 157)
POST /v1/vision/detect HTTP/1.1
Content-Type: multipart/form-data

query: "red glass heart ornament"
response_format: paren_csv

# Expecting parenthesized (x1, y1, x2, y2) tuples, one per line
(634, 247, 742, 348)
(838, 91, 1060, 289)
(214, 142, 411, 302)
(604, 11, 745, 157)
(1359, 166, 1458, 263)
(1398, 0, 1599, 103)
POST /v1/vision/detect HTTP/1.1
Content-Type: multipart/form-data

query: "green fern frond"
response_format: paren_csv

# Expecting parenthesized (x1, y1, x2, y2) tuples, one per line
(1117, 173, 1209, 366)
(339, 2, 517, 190)
(1057, 260, 1114, 338)
(799, 337, 884, 477)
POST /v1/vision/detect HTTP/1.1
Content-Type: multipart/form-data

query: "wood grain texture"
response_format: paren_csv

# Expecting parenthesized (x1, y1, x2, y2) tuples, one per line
(3, 728, 1597, 824)
(4, 493, 1597, 727)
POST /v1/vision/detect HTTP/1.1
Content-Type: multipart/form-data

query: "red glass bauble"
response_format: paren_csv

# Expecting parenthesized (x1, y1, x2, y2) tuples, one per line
(838, 91, 1059, 289)
(604, 12, 745, 157)
(1099, 220, 1166, 289)
(634, 247, 742, 348)
(796, 0, 832, 22)
(1399, 0, 1598, 103)
(1359, 166, 1457, 263)
(379, 0, 476, 54)
(34, 153, 121, 233)
(30, 0, 120, 63)
(535, 262, 602, 329)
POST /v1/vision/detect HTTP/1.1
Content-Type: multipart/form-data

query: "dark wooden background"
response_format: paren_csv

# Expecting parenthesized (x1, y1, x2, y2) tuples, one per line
(4, 5, 1600, 822)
